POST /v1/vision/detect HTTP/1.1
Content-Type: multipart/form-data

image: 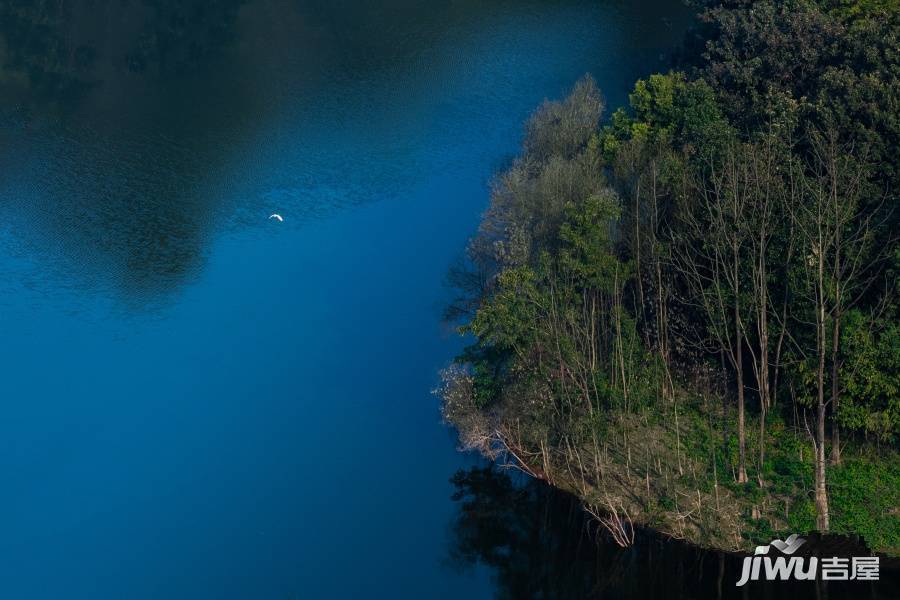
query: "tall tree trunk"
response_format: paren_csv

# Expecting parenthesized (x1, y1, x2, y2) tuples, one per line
(758, 400, 766, 486)
(816, 367, 830, 531)
(735, 294, 748, 484)
(830, 300, 841, 465)
(829, 147, 842, 467)
(757, 230, 770, 485)
(634, 178, 648, 348)
(815, 258, 830, 531)
(721, 349, 728, 453)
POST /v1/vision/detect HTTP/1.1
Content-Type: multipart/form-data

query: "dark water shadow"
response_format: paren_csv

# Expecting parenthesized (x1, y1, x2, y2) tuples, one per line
(0, 0, 693, 310)
(0, 0, 254, 309)
(448, 466, 900, 600)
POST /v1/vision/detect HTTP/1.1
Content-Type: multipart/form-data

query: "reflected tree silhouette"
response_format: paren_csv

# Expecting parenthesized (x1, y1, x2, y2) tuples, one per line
(124, 0, 247, 74)
(0, 0, 251, 303)
(448, 466, 899, 600)
(0, 0, 247, 98)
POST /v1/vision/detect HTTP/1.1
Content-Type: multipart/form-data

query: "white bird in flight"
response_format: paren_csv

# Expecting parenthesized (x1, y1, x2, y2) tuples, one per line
(269, 213, 283, 222)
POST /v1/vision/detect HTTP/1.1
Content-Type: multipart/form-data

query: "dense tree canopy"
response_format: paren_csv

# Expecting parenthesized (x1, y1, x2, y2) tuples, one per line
(441, 0, 899, 554)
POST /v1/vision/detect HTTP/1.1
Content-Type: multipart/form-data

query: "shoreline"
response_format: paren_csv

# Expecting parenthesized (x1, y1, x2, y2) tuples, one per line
(450, 462, 900, 597)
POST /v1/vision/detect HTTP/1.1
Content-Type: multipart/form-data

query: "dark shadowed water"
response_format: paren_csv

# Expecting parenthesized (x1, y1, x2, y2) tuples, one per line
(8, 1, 887, 599)
(449, 467, 899, 600)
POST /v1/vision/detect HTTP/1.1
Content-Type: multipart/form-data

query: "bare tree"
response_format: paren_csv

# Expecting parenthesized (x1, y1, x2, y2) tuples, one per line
(788, 129, 876, 530)
(739, 135, 794, 483)
(673, 143, 751, 484)
(809, 131, 881, 465)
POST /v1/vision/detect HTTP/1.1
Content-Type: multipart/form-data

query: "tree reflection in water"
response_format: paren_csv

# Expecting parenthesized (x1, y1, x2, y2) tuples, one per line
(448, 466, 899, 600)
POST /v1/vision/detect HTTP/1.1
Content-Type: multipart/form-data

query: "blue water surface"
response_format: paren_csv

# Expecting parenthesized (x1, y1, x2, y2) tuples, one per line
(0, 1, 688, 597)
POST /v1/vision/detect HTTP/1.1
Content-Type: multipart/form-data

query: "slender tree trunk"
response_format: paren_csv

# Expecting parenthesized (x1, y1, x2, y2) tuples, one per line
(829, 147, 842, 467)
(634, 178, 647, 348)
(830, 302, 841, 465)
(735, 249, 748, 484)
(815, 257, 830, 531)
(736, 303, 747, 484)
(772, 268, 791, 409)
(816, 375, 830, 531)
(721, 349, 728, 453)
(758, 399, 766, 486)
(650, 161, 673, 402)
(757, 230, 770, 485)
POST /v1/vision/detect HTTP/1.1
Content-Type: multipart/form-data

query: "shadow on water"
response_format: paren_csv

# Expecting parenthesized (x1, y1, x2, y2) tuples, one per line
(0, 1, 247, 101)
(0, 0, 252, 305)
(448, 466, 900, 600)
(0, 0, 691, 308)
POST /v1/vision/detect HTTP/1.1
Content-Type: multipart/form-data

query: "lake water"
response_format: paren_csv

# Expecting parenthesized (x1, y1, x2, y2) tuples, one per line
(0, 1, 703, 597)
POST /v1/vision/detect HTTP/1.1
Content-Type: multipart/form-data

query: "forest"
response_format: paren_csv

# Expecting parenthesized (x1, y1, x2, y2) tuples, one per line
(439, 0, 900, 554)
